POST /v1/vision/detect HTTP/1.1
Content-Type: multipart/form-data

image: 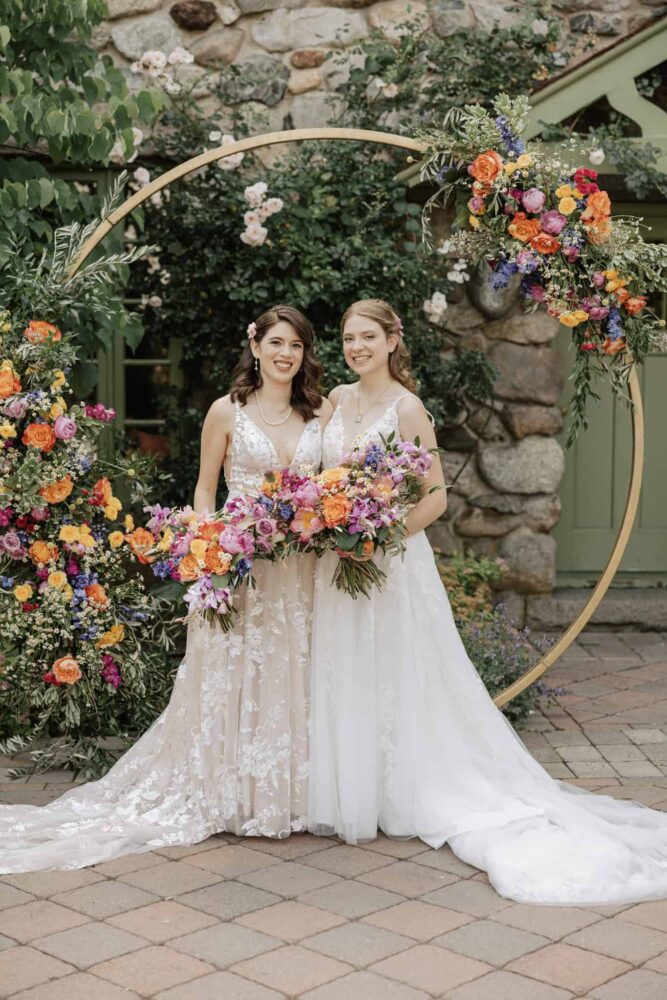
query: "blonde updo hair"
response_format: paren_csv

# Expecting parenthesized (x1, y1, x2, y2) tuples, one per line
(340, 298, 416, 392)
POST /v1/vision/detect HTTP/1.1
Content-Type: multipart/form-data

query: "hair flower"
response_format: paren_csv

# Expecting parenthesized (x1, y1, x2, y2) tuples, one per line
(395, 315, 404, 338)
(247, 322, 257, 341)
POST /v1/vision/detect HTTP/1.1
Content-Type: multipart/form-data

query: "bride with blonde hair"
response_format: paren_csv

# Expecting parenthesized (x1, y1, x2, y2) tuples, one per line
(308, 297, 667, 906)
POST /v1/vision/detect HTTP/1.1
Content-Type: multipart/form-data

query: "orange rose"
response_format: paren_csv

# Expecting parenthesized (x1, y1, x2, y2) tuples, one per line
(507, 212, 541, 243)
(530, 233, 560, 255)
(0, 368, 21, 399)
(361, 539, 375, 557)
(52, 654, 82, 685)
(39, 473, 74, 504)
(23, 321, 62, 344)
(581, 190, 611, 223)
(601, 337, 626, 356)
(28, 539, 59, 565)
(179, 552, 202, 581)
(204, 546, 232, 575)
(586, 218, 612, 245)
(126, 527, 155, 564)
(199, 521, 226, 542)
(321, 494, 351, 528)
(624, 295, 647, 316)
(317, 467, 348, 489)
(614, 287, 630, 305)
(22, 422, 56, 452)
(469, 149, 504, 184)
(85, 583, 109, 608)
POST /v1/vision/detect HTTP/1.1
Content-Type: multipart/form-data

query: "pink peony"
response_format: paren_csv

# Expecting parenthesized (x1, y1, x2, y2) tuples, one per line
(2, 397, 29, 419)
(293, 480, 322, 508)
(539, 210, 568, 235)
(522, 188, 546, 213)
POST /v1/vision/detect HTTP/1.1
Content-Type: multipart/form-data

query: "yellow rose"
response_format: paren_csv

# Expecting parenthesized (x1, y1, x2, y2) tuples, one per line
(558, 310, 589, 328)
(157, 528, 173, 551)
(104, 498, 122, 520)
(558, 196, 577, 216)
(516, 153, 533, 168)
(503, 162, 519, 175)
(124, 514, 135, 531)
(109, 531, 125, 549)
(97, 623, 125, 648)
(0, 422, 16, 439)
(190, 538, 208, 559)
(63, 584, 73, 601)
(59, 525, 80, 543)
(14, 583, 33, 602)
(48, 571, 68, 590)
(555, 183, 572, 198)
(468, 215, 480, 228)
(51, 370, 66, 390)
(79, 528, 95, 549)
(49, 403, 65, 419)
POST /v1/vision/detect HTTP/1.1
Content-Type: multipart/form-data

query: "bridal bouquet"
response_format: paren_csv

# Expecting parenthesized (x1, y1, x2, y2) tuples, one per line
(254, 436, 434, 598)
(138, 501, 283, 630)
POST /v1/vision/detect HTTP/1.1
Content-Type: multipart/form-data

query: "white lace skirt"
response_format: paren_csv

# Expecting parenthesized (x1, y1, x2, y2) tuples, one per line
(0, 554, 314, 873)
(308, 533, 667, 905)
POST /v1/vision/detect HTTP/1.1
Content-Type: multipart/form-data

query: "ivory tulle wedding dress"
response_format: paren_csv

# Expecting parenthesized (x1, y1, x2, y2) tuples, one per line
(0, 402, 322, 872)
(307, 391, 667, 905)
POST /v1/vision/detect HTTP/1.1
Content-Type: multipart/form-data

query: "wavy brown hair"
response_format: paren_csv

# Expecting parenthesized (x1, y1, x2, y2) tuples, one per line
(229, 304, 323, 421)
(340, 298, 417, 392)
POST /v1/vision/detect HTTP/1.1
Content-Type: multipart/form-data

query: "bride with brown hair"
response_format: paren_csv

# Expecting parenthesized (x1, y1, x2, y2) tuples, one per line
(0, 304, 331, 872)
(308, 297, 667, 906)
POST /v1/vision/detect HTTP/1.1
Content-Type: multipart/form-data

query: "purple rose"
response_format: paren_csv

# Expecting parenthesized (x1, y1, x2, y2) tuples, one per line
(588, 306, 609, 321)
(563, 246, 580, 263)
(522, 188, 546, 213)
(2, 396, 28, 419)
(539, 210, 567, 235)
(0, 531, 26, 558)
(592, 272, 606, 288)
(53, 415, 77, 440)
(256, 517, 277, 537)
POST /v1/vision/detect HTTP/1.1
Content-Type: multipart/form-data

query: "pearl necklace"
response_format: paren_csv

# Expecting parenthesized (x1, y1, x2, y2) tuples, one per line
(254, 390, 293, 426)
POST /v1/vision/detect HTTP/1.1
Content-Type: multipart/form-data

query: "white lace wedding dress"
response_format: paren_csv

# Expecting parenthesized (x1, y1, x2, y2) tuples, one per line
(0, 402, 321, 872)
(308, 394, 667, 905)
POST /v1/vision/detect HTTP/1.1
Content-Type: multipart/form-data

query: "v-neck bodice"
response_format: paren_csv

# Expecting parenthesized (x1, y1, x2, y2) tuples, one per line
(226, 402, 322, 499)
(322, 392, 409, 468)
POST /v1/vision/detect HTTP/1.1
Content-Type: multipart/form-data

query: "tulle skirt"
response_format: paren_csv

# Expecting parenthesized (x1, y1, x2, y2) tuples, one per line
(308, 533, 667, 905)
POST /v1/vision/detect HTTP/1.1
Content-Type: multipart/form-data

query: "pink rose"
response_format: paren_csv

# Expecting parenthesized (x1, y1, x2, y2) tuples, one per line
(592, 272, 606, 288)
(528, 283, 546, 302)
(539, 210, 567, 235)
(2, 397, 28, 419)
(522, 188, 546, 213)
(53, 415, 77, 440)
(30, 507, 50, 521)
(256, 517, 278, 537)
(293, 480, 322, 508)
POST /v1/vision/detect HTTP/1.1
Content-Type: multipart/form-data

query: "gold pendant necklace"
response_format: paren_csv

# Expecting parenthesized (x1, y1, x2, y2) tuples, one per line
(355, 384, 390, 424)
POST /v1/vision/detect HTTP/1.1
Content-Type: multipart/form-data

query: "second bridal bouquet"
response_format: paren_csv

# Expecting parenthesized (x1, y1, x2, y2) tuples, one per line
(137, 502, 284, 630)
(257, 435, 435, 598)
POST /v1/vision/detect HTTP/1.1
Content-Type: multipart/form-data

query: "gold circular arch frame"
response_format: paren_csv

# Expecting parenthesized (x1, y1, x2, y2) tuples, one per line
(68, 127, 644, 707)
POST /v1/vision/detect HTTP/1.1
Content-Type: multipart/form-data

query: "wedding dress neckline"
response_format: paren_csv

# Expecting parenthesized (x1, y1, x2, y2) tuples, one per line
(332, 391, 410, 457)
(235, 401, 315, 470)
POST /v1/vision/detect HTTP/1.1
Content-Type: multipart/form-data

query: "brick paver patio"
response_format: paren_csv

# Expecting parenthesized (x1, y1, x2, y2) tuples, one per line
(2, 629, 667, 998)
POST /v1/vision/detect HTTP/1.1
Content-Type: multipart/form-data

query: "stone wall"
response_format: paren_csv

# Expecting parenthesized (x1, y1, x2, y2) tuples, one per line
(427, 269, 566, 608)
(96, 0, 664, 130)
(96, 0, 662, 608)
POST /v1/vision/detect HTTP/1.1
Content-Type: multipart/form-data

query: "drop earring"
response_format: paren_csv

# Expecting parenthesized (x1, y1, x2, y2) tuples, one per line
(254, 357, 259, 377)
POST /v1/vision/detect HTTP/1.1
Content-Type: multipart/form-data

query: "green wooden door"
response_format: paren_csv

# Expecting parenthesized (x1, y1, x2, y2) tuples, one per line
(554, 331, 667, 581)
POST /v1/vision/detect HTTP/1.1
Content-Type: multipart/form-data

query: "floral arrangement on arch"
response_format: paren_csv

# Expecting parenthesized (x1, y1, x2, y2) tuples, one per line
(418, 94, 667, 443)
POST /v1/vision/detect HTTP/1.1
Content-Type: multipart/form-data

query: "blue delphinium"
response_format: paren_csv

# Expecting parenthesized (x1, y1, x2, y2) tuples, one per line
(495, 115, 526, 157)
(236, 558, 252, 578)
(606, 307, 624, 341)
(488, 258, 518, 290)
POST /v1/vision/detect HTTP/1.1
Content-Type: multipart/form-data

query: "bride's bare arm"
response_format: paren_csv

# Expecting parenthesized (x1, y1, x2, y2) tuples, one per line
(193, 396, 233, 515)
(317, 396, 334, 429)
(398, 396, 448, 536)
